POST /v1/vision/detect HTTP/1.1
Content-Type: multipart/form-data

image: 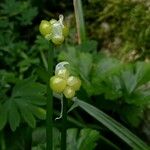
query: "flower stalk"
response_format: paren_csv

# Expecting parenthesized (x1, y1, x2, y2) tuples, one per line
(61, 96, 67, 150)
(46, 43, 54, 150)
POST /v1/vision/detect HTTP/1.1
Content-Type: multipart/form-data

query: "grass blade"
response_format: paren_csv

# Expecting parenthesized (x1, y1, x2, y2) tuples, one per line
(73, 0, 86, 44)
(75, 98, 149, 150)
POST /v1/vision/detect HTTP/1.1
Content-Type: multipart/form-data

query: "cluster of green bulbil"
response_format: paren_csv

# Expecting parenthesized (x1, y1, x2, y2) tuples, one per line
(39, 16, 81, 99)
(39, 15, 68, 45)
(50, 62, 81, 99)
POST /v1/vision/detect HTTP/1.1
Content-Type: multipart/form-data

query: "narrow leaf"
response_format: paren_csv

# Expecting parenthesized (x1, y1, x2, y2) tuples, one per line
(73, 0, 86, 43)
(75, 98, 149, 150)
(28, 105, 46, 120)
(19, 104, 36, 128)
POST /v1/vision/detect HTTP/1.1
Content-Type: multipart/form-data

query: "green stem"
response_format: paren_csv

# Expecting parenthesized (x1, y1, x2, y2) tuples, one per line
(0, 132, 6, 150)
(73, 0, 86, 44)
(46, 43, 54, 150)
(25, 127, 32, 150)
(40, 50, 48, 70)
(61, 96, 67, 150)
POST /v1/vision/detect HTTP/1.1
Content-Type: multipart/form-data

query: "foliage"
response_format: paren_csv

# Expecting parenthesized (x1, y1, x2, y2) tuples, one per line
(58, 43, 150, 127)
(0, 0, 39, 79)
(71, 98, 149, 150)
(85, 0, 150, 60)
(32, 127, 100, 150)
(0, 77, 46, 131)
(0, 0, 149, 149)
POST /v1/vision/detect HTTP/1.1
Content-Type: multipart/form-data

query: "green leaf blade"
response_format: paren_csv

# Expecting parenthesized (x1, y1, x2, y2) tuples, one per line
(8, 101, 20, 131)
(77, 128, 100, 150)
(19, 103, 36, 128)
(75, 99, 149, 150)
(28, 105, 46, 120)
(0, 104, 7, 130)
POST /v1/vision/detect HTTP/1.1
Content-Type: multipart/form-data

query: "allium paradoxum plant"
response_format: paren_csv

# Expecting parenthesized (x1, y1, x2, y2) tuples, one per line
(39, 15, 69, 150)
(39, 15, 68, 45)
(50, 62, 81, 99)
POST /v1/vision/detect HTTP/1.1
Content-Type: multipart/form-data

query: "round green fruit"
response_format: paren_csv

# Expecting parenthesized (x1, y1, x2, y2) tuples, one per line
(62, 25, 69, 37)
(39, 20, 52, 36)
(67, 76, 81, 91)
(52, 35, 64, 45)
(63, 86, 75, 99)
(50, 76, 66, 93)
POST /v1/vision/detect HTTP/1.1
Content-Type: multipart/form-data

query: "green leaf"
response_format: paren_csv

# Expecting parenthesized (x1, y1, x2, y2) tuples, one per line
(19, 103, 36, 128)
(18, 7, 37, 25)
(79, 52, 93, 80)
(92, 56, 122, 81)
(32, 127, 61, 150)
(23, 95, 46, 106)
(126, 88, 150, 106)
(53, 128, 61, 150)
(18, 57, 39, 73)
(0, 103, 7, 130)
(32, 127, 46, 145)
(74, 0, 86, 43)
(67, 128, 100, 150)
(0, 0, 22, 16)
(34, 35, 50, 52)
(59, 47, 93, 79)
(36, 66, 49, 83)
(119, 105, 143, 127)
(32, 127, 119, 150)
(75, 40, 98, 53)
(28, 105, 46, 120)
(8, 101, 20, 131)
(90, 56, 123, 95)
(77, 128, 100, 150)
(58, 47, 79, 72)
(2, 77, 47, 130)
(121, 69, 137, 94)
(12, 77, 46, 97)
(0, 0, 37, 23)
(59, 47, 94, 94)
(103, 76, 122, 100)
(135, 62, 150, 85)
(67, 129, 78, 150)
(0, 70, 17, 83)
(75, 98, 149, 150)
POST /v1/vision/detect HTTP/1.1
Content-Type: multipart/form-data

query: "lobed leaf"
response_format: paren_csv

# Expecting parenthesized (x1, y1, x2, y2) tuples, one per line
(0, 103, 7, 130)
(8, 101, 20, 131)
